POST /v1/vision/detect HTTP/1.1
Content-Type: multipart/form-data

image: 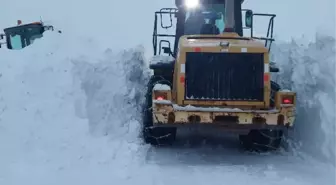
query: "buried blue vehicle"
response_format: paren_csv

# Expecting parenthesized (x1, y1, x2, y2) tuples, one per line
(0, 20, 61, 50)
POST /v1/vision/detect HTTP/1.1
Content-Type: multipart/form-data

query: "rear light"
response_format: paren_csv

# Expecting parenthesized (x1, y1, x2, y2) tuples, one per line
(156, 96, 165, 100)
(152, 83, 172, 102)
(275, 91, 296, 108)
(282, 98, 291, 104)
(282, 96, 294, 104)
(154, 92, 167, 100)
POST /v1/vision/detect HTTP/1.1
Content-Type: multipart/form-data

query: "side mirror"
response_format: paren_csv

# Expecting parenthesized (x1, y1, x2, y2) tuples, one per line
(270, 62, 280, 72)
(7, 34, 24, 50)
(270, 66, 279, 72)
(245, 10, 253, 28)
(162, 46, 173, 55)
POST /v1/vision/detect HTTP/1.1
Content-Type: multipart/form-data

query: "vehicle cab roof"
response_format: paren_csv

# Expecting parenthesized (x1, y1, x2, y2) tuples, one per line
(4, 22, 43, 33)
(175, 0, 244, 7)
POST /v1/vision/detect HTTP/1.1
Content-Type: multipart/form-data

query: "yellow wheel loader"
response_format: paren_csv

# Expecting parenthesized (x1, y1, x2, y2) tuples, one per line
(142, 0, 296, 152)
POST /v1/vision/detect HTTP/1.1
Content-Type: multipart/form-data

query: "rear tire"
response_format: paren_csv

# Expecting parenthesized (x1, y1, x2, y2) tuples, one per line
(141, 75, 176, 146)
(239, 81, 283, 152)
(239, 129, 283, 152)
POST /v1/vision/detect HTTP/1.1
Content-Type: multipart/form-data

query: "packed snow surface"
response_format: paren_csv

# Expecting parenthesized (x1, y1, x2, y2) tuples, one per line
(0, 0, 335, 184)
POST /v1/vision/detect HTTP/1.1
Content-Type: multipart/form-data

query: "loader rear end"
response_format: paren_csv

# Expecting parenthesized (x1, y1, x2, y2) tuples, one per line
(142, 0, 297, 152)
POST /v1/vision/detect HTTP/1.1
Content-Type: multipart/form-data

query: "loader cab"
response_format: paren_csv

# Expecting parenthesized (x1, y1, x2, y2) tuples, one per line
(184, 9, 223, 35)
(153, 0, 244, 57)
(177, 0, 244, 36)
(152, 0, 276, 57)
(1, 21, 55, 50)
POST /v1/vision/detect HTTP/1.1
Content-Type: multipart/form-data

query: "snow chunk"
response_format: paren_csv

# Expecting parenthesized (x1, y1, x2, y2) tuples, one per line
(149, 55, 174, 65)
(280, 89, 292, 92)
(152, 100, 279, 113)
(173, 105, 279, 113)
(173, 105, 243, 112)
(153, 83, 171, 91)
(153, 100, 172, 104)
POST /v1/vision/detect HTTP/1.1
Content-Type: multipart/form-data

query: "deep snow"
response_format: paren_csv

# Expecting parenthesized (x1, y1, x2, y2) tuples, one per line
(0, 0, 335, 184)
(271, 34, 336, 165)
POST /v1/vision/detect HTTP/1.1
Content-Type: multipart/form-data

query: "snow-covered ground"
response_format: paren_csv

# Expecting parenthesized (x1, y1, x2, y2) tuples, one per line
(0, 0, 335, 184)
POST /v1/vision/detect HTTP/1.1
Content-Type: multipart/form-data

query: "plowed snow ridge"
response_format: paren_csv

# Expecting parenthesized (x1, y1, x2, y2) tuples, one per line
(272, 34, 336, 164)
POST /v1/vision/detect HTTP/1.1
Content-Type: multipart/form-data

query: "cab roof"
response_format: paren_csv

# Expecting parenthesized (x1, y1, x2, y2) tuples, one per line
(4, 22, 43, 33)
(175, 0, 244, 7)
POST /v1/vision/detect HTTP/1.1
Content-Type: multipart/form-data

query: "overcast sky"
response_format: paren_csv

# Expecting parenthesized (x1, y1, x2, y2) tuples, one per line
(0, 0, 334, 55)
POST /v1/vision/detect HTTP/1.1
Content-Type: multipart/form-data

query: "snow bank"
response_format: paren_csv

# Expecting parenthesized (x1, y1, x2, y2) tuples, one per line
(271, 33, 336, 165)
(0, 31, 334, 185)
(71, 45, 150, 137)
(0, 33, 150, 184)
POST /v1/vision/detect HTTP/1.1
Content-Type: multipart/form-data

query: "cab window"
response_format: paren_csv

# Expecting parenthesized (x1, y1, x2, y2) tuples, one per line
(184, 3, 225, 35)
(9, 34, 24, 49)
